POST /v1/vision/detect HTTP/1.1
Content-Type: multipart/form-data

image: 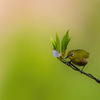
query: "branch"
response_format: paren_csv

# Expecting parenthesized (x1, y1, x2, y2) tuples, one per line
(58, 56, 100, 84)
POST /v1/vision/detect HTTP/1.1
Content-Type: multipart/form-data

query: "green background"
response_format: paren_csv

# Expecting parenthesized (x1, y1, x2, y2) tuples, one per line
(0, 0, 100, 100)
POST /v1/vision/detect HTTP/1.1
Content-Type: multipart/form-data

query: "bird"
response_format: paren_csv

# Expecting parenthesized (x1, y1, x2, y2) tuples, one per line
(65, 49, 89, 73)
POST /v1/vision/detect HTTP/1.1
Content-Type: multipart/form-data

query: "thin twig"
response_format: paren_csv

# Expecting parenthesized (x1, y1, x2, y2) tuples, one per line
(58, 56, 100, 84)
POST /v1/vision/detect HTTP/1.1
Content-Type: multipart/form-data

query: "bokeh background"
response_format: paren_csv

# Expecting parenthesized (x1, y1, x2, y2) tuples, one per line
(0, 0, 100, 100)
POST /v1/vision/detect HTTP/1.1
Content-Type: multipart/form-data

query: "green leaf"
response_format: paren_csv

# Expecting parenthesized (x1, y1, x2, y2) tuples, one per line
(61, 30, 71, 55)
(56, 33, 60, 53)
(51, 37, 57, 50)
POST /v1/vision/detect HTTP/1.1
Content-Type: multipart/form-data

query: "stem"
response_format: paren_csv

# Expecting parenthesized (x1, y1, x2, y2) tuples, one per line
(58, 56, 100, 84)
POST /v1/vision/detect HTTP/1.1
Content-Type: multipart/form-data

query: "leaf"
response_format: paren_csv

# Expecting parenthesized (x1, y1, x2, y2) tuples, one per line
(56, 33, 60, 53)
(51, 37, 57, 50)
(61, 30, 71, 56)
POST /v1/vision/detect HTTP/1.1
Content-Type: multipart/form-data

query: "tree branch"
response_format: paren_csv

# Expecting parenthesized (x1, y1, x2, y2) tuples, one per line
(58, 56, 100, 84)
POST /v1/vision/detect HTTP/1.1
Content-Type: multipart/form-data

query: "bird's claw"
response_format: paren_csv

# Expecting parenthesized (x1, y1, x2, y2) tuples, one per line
(80, 70, 83, 74)
(67, 61, 71, 66)
(80, 66, 85, 74)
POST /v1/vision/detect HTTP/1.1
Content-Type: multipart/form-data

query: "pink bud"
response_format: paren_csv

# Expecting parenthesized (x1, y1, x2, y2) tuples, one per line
(53, 50, 60, 57)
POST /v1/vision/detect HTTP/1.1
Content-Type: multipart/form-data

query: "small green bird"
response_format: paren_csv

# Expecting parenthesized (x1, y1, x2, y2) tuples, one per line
(65, 49, 89, 72)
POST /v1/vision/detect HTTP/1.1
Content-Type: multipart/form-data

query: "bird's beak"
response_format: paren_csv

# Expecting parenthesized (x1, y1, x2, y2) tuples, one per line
(65, 56, 70, 59)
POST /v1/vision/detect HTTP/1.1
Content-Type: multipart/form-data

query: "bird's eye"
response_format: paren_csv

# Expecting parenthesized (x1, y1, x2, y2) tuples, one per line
(71, 52, 74, 56)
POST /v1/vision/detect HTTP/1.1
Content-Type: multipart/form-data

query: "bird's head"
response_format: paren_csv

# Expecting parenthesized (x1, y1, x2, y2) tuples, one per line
(65, 50, 77, 60)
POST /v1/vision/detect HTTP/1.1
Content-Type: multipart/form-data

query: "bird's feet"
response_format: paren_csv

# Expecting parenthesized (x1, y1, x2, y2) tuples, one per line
(80, 69, 83, 74)
(67, 61, 71, 66)
(80, 66, 85, 74)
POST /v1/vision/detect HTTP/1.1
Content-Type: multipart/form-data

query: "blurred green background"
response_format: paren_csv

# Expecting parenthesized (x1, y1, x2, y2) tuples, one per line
(0, 0, 100, 100)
